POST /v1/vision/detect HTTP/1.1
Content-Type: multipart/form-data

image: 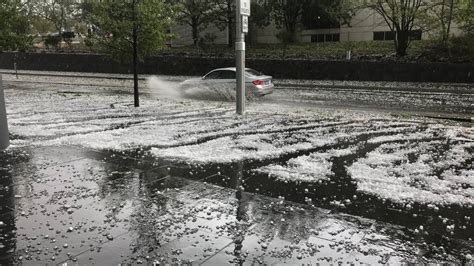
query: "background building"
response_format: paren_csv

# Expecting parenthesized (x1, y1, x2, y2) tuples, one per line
(171, 1, 464, 46)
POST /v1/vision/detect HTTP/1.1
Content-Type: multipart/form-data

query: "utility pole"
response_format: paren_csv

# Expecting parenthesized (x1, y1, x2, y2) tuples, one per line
(0, 75, 9, 150)
(236, 0, 250, 115)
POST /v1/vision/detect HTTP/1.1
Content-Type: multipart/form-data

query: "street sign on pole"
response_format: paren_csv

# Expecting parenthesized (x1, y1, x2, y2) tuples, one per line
(242, 16, 248, 33)
(235, 0, 248, 115)
(0, 75, 10, 150)
(240, 0, 250, 16)
(235, 0, 246, 115)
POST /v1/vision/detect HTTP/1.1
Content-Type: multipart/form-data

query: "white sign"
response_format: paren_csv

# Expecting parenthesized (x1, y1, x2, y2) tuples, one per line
(240, 0, 250, 16)
(242, 16, 248, 33)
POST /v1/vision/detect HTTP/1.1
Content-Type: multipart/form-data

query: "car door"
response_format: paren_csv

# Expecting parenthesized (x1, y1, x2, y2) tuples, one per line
(200, 70, 219, 91)
(219, 70, 236, 90)
(204, 70, 235, 92)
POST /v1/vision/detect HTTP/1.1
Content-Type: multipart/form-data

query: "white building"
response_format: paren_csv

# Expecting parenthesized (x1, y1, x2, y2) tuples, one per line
(171, 3, 463, 46)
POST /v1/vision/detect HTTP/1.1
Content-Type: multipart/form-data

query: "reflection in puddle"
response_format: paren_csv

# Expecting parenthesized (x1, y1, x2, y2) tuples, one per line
(1, 145, 473, 264)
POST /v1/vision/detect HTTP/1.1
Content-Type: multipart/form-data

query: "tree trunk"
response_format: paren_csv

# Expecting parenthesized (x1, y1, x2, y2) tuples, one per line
(396, 31, 408, 57)
(228, 23, 233, 47)
(132, 1, 139, 107)
(133, 30, 139, 107)
(227, 2, 233, 48)
(288, 23, 296, 43)
(247, 21, 255, 45)
(192, 19, 199, 46)
(227, 17, 233, 47)
(446, 0, 454, 40)
(441, 0, 447, 42)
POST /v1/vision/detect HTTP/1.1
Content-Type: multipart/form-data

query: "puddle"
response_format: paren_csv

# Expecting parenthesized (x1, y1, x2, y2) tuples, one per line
(136, 131, 474, 243)
(0, 143, 472, 264)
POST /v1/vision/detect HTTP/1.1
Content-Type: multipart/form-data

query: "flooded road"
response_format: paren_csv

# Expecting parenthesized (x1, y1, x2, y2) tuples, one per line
(0, 71, 473, 264)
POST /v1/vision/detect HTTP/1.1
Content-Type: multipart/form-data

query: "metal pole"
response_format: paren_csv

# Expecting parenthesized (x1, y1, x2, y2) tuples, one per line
(14, 53, 18, 79)
(0, 75, 10, 150)
(235, 0, 245, 115)
(14, 62, 18, 79)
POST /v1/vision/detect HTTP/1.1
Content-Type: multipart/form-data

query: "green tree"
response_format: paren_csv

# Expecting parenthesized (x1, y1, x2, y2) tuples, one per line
(363, 0, 425, 57)
(330, 0, 356, 27)
(247, 0, 271, 45)
(86, 0, 178, 107)
(457, 0, 473, 33)
(31, 0, 80, 45)
(250, 0, 271, 28)
(0, 0, 31, 51)
(419, 0, 459, 43)
(268, 0, 311, 43)
(301, 0, 342, 30)
(210, 0, 235, 48)
(30, 17, 55, 35)
(177, 0, 213, 46)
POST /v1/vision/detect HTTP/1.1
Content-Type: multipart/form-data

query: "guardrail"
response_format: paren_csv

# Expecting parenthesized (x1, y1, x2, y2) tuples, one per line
(0, 75, 9, 150)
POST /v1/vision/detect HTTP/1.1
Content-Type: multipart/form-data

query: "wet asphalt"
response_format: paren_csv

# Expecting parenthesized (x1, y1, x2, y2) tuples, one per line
(1, 70, 471, 121)
(0, 72, 473, 264)
(0, 144, 472, 265)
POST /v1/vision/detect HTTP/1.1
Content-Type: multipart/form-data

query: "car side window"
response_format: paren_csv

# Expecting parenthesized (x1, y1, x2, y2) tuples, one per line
(220, 71, 235, 79)
(204, 70, 235, 79)
(204, 71, 220, 79)
(245, 69, 262, 76)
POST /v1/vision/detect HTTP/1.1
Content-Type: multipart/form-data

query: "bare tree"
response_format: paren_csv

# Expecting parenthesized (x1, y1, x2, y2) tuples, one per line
(365, 0, 424, 56)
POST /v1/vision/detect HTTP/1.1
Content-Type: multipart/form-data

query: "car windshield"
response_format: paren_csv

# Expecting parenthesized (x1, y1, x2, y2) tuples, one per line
(245, 69, 262, 76)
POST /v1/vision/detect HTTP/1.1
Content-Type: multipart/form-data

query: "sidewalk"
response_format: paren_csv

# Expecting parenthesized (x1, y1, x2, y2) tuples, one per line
(0, 145, 470, 265)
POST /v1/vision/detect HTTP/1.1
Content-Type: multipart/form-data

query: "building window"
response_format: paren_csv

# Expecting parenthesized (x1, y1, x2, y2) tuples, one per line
(373, 31, 385, 40)
(373, 30, 422, 41)
(311, 33, 340, 43)
(373, 31, 395, 41)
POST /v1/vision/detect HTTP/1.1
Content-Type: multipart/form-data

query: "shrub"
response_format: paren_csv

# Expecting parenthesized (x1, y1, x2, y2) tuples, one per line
(275, 31, 294, 45)
(44, 35, 61, 49)
(200, 33, 217, 45)
(449, 34, 474, 60)
(83, 37, 96, 51)
(421, 34, 474, 62)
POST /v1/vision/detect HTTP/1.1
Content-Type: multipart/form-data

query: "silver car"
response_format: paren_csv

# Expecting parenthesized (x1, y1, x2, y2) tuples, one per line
(181, 67, 274, 97)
